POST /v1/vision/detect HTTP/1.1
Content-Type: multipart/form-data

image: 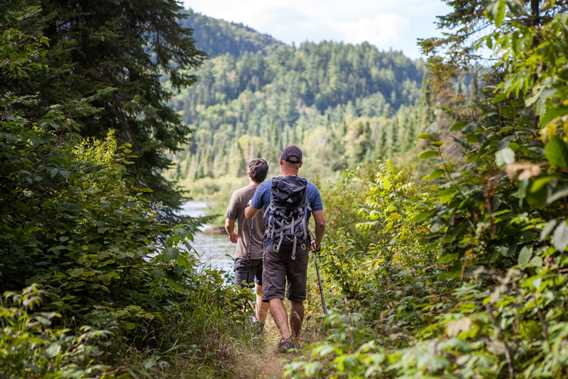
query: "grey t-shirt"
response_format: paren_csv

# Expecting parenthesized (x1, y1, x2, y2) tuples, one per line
(226, 184, 265, 259)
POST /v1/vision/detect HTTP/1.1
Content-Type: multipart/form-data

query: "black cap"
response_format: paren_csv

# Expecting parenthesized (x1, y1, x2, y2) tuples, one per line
(280, 145, 303, 164)
(247, 158, 269, 182)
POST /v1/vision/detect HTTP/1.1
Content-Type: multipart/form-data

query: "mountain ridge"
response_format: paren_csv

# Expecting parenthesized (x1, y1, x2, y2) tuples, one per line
(181, 8, 282, 58)
(172, 9, 428, 194)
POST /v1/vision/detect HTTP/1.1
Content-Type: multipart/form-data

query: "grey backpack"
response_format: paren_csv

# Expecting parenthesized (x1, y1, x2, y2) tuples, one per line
(264, 176, 310, 258)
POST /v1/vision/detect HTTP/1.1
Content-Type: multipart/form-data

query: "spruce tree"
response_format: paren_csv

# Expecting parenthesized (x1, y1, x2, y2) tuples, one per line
(3, 0, 206, 205)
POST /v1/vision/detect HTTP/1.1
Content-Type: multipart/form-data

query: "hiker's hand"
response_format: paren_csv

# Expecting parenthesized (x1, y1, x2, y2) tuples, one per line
(229, 232, 238, 243)
(310, 240, 320, 252)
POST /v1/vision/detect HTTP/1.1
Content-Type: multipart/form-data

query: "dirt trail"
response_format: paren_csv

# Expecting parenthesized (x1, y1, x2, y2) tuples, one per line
(232, 307, 323, 379)
(231, 267, 325, 378)
(233, 319, 286, 379)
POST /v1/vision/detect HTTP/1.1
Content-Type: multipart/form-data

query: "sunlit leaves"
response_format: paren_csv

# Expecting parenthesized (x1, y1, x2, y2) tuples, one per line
(293, 0, 568, 378)
(446, 317, 473, 337)
(488, 0, 508, 27)
(517, 246, 532, 265)
(0, 286, 110, 377)
(544, 136, 568, 168)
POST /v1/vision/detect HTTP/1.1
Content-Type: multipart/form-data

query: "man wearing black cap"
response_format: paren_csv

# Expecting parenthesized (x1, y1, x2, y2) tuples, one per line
(245, 145, 326, 352)
(225, 158, 270, 326)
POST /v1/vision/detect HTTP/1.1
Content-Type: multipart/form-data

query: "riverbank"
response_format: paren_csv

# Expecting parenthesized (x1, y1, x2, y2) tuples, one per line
(179, 201, 234, 272)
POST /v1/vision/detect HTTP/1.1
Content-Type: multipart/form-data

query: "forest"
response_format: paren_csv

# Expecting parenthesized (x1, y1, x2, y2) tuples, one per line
(172, 10, 430, 196)
(2, 0, 568, 378)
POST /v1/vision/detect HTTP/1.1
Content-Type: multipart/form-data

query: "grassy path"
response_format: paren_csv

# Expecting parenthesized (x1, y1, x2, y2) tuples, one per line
(232, 319, 285, 379)
(224, 258, 326, 378)
(231, 297, 324, 378)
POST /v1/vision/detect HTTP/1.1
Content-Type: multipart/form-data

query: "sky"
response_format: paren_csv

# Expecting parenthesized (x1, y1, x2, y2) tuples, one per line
(182, 0, 450, 59)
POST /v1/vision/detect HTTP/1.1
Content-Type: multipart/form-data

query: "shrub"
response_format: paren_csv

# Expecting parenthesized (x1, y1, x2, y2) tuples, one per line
(0, 285, 110, 378)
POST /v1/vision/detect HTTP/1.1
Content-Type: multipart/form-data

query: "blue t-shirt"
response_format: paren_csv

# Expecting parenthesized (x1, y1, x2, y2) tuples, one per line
(251, 177, 323, 221)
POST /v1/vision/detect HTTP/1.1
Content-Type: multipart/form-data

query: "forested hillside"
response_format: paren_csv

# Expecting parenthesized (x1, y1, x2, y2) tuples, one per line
(171, 14, 429, 191)
(180, 9, 281, 58)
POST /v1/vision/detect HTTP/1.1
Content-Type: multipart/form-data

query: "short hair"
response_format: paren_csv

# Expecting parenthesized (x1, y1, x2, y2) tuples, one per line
(247, 159, 269, 183)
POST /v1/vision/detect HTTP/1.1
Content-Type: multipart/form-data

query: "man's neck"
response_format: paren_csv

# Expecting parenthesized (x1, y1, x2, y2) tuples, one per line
(280, 169, 299, 176)
(248, 180, 259, 187)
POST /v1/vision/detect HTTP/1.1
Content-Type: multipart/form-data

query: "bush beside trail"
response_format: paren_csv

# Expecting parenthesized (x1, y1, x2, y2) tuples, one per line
(0, 1, 256, 376)
(286, 1, 568, 378)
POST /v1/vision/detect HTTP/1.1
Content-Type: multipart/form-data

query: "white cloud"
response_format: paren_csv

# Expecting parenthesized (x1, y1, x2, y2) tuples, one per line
(335, 13, 408, 46)
(182, 0, 448, 58)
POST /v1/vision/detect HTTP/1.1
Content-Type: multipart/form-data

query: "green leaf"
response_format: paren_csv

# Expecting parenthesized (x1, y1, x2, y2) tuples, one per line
(527, 185, 547, 208)
(544, 136, 568, 168)
(547, 187, 568, 204)
(486, 34, 493, 49)
(419, 133, 434, 140)
(495, 147, 515, 166)
(439, 253, 458, 265)
(540, 105, 568, 127)
(529, 255, 543, 268)
(304, 362, 323, 377)
(450, 121, 466, 131)
(46, 343, 62, 358)
(530, 176, 553, 192)
(314, 343, 336, 357)
(438, 189, 457, 204)
(419, 150, 439, 160)
(541, 219, 558, 240)
(518, 246, 532, 265)
(415, 211, 431, 223)
(495, 0, 507, 26)
(425, 169, 445, 180)
(34, 315, 52, 326)
(552, 221, 568, 251)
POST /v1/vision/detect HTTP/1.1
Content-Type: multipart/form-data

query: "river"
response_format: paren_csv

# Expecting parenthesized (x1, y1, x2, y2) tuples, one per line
(178, 201, 234, 272)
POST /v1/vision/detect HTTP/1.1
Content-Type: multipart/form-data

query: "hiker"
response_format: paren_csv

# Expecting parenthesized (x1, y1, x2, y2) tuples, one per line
(245, 145, 326, 352)
(225, 158, 271, 327)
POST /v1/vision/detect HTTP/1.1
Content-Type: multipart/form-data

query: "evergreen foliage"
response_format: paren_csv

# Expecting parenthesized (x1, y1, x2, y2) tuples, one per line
(0, 1, 254, 376)
(171, 33, 428, 187)
(1, 0, 205, 206)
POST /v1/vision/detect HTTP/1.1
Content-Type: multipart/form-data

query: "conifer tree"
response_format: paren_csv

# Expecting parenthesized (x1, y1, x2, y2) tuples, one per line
(3, 0, 206, 204)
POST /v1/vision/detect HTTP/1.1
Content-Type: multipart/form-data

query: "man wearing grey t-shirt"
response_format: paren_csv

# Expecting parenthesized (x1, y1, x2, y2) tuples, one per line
(225, 158, 270, 325)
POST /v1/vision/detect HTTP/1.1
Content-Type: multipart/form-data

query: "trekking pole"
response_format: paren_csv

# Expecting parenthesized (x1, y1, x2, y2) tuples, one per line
(246, 299, 256, 315)
(313, 250, 328, 316)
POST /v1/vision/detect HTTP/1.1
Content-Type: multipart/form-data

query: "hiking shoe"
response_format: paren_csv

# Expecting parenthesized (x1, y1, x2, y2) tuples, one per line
(277, 338, 297, 353)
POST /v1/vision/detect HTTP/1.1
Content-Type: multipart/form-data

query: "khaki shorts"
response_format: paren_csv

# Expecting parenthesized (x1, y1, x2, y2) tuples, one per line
(262, 242, 308, 302)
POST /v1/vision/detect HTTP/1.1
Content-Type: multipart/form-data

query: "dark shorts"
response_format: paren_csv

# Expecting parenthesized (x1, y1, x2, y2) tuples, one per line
(234, 258, 263, 286)
(262, 242, 308, 303)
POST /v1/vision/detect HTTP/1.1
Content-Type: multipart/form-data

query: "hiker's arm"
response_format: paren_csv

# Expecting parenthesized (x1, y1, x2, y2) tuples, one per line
(244, 206, 258, 219)
(225, 192, 239, 244)
(246, 184, 265, 219)
(312, 210, 326, 251)
(224, 218, 238, 243)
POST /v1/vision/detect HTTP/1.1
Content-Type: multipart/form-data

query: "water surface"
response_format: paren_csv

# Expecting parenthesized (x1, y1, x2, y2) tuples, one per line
(179, 201, 234, 272)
